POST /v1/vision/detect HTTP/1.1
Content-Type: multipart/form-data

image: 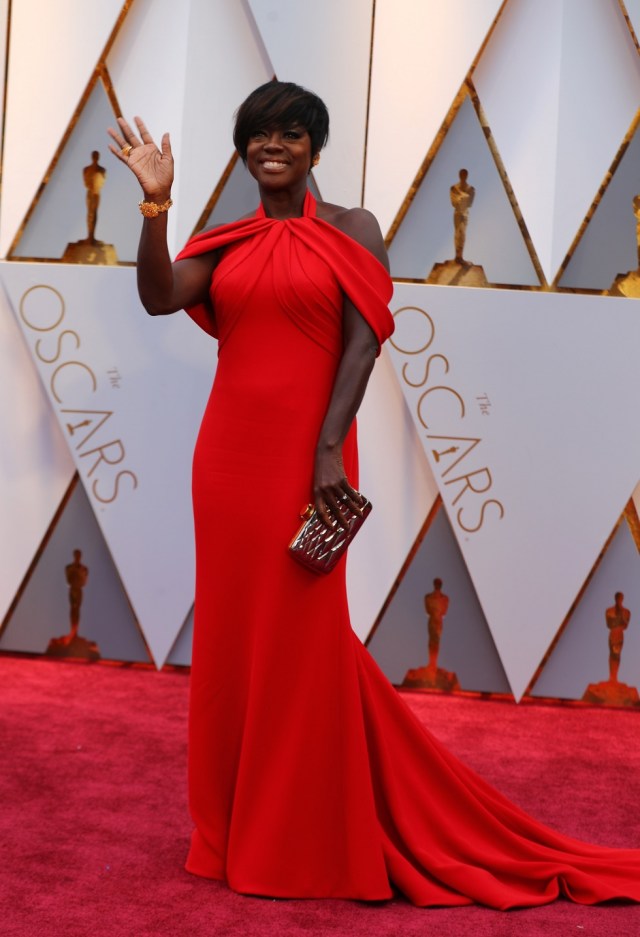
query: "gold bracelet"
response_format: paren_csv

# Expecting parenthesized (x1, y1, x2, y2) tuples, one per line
(139, 197, 173, 218)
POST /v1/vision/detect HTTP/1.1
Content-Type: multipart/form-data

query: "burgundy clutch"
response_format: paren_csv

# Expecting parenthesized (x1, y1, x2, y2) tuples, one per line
(288, 496, 372, 575)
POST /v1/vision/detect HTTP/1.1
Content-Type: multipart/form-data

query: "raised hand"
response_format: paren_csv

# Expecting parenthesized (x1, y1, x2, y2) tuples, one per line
(107, 116, 173, 200)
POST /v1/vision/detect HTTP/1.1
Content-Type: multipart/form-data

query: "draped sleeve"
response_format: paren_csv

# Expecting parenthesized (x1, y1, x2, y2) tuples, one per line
(174, 216, 270, 338)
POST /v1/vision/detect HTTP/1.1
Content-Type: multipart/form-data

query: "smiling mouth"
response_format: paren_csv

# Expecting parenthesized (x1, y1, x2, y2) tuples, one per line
(262, 161, 287, 170)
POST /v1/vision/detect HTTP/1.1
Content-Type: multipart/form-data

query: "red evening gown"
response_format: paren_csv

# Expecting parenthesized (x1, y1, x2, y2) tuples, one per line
(175, 190, 640, 908)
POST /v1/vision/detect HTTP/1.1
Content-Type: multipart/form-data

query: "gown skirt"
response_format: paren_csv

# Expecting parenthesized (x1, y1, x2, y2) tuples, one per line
(177, 191, 640, 908)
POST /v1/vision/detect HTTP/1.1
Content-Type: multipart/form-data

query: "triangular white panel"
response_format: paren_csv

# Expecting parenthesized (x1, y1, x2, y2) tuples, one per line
(474, 0, 640, 284)
(366, 0, 504, 235)
(108, 0, 272, 255)
(388, 94, 540, 287)
(0, 281, 75, 623)
(558, 127, 640, 291)
(2, 262, 216, 666)
(388, 283, 640, 699)
(247, 0, 373, 209)
(530, 518, 640, 702)
(0, 0, 126, 256)
(367, 504, 511, 694)
(11, 78, 142, 263)
(0, 479, 151, 664)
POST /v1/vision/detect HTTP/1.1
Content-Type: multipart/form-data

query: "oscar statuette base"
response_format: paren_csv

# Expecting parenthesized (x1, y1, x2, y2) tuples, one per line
(402, 664, 460, 693)
(427, 260, 488, 288)
(582, 679, 640, 707)
(46, 634, 101, 661)
(61, 240, 118, 265)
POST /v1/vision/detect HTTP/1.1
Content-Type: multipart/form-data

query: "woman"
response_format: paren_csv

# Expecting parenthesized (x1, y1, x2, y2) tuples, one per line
(108, 81, 640, 908)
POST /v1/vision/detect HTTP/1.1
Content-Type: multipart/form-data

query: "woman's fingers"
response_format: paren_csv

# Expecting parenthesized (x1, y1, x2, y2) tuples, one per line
(316, 480, 362, 531)
(117, 115, 143, 148)
(133, 116, 155, 146)
(159, 132, 172, 158)
(107, 116, 162, 158)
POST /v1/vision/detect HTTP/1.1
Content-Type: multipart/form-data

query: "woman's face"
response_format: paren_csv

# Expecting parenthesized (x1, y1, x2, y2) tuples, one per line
(246, 124, 313, 189)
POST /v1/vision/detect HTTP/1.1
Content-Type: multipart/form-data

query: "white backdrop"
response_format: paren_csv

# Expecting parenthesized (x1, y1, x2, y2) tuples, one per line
(1, 0, 640, 701)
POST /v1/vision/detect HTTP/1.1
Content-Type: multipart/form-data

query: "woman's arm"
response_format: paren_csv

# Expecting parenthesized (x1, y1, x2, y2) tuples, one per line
(313, 209, 390, 528)
(107, 116, 217, 315)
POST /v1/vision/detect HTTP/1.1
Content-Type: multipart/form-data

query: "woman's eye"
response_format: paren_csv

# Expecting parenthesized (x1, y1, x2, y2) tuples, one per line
(251, 130, 266, 139)
(284, 130, 301, 139)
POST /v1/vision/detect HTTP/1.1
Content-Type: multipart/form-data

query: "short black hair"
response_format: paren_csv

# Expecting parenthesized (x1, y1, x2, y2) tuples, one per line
(233, 81, 329, 162)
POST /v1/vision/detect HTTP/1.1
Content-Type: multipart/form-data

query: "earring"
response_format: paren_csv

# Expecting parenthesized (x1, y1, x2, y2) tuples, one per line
(312, 154, 320, 167)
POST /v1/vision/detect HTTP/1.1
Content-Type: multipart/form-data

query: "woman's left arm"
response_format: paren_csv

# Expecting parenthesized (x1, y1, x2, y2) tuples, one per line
(313, 209, 389, 528)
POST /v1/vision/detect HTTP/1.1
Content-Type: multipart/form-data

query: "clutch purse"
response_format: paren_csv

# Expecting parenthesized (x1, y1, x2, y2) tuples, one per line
(288, 496, 372, 575)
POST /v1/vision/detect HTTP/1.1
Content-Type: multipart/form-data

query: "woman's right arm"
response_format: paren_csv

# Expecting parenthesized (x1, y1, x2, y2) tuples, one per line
(108, 116, 218, 316)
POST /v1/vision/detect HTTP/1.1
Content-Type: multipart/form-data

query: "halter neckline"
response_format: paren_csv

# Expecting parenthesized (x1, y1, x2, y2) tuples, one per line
(255, 188, 316, 221)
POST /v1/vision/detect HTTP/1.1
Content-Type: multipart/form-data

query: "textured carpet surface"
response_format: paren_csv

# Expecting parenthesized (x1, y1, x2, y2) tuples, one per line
(1, 656, 639, 936)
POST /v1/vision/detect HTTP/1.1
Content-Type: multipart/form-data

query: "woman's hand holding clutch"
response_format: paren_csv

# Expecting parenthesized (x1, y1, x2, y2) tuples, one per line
(313, 443, 364, 531)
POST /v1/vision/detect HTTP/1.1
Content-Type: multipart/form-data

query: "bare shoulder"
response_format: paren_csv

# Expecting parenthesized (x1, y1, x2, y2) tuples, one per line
(315, 200, 389, 271)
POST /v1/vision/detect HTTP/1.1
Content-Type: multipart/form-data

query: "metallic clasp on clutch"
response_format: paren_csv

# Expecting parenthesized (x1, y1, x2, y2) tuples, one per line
(300, 504, 315, 520)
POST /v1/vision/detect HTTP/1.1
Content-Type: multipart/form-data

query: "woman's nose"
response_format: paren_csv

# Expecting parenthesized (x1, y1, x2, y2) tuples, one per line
(264, 132, 283, 149)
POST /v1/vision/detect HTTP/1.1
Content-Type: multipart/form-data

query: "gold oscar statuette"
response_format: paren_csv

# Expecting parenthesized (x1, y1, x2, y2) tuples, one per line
(402, 578, 460, 692)
(61, 151, 118, 265)
(46, 549, 101, 661)
(427, 169, 488, 288)
(609, 193, 640, 297)
(582, 591, 639, 706)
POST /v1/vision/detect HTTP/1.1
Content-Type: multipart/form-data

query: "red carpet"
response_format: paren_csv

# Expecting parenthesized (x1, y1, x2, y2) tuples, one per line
(1, 655, 639, 936)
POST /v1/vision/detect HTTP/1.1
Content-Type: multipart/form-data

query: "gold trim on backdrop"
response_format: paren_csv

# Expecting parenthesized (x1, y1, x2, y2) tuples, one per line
(0, 0, 14, 199)
(0, 472, 79, 640)
(522, 507, 630, 698)
(392, 276, 537, 292)
(360, 0, 377, 208)
(618, 0, 640, 56)
(5, 254, 135, 267)
(364, 495, 442, 648)
(190, 150, 240, 238)
(466, 80, 547, 288)
(383, 0, 510, 249)
(6, 0, 135, 260)
(623, 498, 640, 552)
(551, 107, 640, 290)
(100, 62, 124, 122)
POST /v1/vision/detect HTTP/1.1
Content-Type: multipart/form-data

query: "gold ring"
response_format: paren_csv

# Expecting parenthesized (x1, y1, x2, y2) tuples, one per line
(121, 144, 133, 157)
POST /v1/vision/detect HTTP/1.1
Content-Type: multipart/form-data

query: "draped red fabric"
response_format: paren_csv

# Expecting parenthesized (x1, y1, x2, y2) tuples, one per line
(180, 189, 640, 907)
(175, 189, 394, 351)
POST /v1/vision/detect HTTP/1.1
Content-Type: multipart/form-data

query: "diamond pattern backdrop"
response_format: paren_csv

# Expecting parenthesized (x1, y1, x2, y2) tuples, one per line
(1, 0, 640, 704)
